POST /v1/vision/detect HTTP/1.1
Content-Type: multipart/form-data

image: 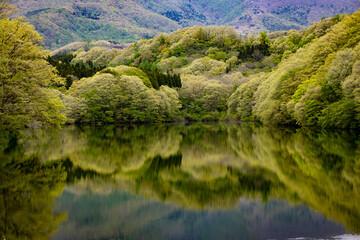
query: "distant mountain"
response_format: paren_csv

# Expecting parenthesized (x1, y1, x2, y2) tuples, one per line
(14, 0, 180, 49)
(135, 0, 360, 33)
(14, 0, 360, 49)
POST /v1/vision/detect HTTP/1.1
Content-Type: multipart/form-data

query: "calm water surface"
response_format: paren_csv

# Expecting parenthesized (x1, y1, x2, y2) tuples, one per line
(1, 123, 360, 240)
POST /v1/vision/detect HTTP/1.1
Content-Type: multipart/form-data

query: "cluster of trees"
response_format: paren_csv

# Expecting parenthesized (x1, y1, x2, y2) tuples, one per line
(18, 0, 182, 49)
(140, 62, 182, 89)
(47, 53, 105, 88)
(0, 17, 66, 135)
(1, 1, 360, 131)
(237, 32, 271, 61)
(228, 11, 360, 128)
(179, 75, 234, 121)
(63, 66, 182, 124)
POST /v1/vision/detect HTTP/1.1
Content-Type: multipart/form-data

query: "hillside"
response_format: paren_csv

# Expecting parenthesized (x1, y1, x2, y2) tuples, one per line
(13, 0, 360, 49)
(14, 0, 180, 49)
(42, 9, 360, 129)
(135, 0, 360, 33)
(2, 4, 360, 130)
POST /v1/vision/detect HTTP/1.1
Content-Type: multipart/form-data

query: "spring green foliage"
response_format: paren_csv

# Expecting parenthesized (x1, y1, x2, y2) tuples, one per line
(228, 12, 360, 128)
(50, 12, 360, 127)
(16, 1, 180, 49)
(0, 18, 65, 133)
(66, 67, 181, 124)
(2, 10, 360, 128)
(65, 26, 263, 122)
(237, 32, 271, 61)
(179, 75, 233, 121)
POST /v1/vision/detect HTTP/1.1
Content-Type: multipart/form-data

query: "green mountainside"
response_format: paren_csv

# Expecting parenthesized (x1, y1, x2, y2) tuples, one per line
(1, 4, 360, 132)
(43, 9, 360, 129)
(13, 0, 360, 49)
(14, 0, 180, 49)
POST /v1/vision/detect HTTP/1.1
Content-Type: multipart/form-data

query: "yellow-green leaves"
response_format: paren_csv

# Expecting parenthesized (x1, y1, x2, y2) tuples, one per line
(230, 10, 360, 128)
(0, 18, 65, 131)
(67, 67, 182, 124)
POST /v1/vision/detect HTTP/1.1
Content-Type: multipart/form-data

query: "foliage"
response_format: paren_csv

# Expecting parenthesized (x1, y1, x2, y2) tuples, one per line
(139, 62, 182, 89)
(14, 0, 359, 49)
(228, 77, 261, 121)
(179, 75, 232, 121)
(0, 18, 66, 132)
(4, 10, 360, 128)
(228, 10, 360, 128)
(103, 65, 153, 88)
(67, 70, 182, 124)
(47, 53, 105, 89)
(237, 32, 271, 61)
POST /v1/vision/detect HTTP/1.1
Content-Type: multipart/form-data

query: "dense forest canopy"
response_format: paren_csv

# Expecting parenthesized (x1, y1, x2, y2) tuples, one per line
(1, 4, 360, 134)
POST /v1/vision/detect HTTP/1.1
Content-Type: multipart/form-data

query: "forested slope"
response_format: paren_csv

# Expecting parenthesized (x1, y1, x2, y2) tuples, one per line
(230, 10, 360, 128)
(54, 10, 360, 128)
(1, 6, 360, 131)
(12, 0, 360, 49)
(14, 0, 180, 49)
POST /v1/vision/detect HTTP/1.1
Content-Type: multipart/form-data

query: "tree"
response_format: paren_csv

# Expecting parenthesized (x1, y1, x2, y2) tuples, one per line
(0, 18, 66, 131)
(259, 32, 270, 56)
(0, 0, 17, 18)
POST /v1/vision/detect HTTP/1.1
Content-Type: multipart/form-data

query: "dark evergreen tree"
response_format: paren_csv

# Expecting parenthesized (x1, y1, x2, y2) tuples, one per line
(47, 53, 105, 89)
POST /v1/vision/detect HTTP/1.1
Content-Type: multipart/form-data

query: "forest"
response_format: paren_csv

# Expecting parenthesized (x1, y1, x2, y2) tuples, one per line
(1, 2, 360, 137)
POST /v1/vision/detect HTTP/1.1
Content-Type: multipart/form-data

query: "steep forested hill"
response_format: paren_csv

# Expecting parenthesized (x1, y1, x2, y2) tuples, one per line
(13, 0, 360, 49)
(50, 9, 360, 128)
(2, 1, 360, 130)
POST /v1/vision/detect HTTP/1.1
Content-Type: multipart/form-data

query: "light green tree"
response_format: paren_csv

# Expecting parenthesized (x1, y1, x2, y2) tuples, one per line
(0, 18, 66, 131)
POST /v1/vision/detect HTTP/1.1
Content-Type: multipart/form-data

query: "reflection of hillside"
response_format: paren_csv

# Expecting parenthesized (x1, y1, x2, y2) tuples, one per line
(228, 126, 360, 232)
(26, 125, 182, 173)
(24, 124, 360, 232)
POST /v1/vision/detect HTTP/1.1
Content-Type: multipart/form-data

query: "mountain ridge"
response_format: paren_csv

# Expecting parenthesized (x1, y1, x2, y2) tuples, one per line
(13, 0, 360, 49)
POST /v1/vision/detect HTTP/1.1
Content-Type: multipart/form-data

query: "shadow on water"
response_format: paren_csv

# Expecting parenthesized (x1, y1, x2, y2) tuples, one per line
(1, 123, 360, 239)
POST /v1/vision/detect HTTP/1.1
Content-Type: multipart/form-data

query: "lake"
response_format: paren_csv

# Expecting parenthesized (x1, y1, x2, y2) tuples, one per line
(1, 123, 360, 240)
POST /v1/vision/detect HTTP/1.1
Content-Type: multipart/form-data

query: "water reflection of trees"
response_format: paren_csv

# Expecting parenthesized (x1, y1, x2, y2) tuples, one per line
(3, 123, 360, 233)
(228, 126, 360, 232)
(0, 140, 67, 240)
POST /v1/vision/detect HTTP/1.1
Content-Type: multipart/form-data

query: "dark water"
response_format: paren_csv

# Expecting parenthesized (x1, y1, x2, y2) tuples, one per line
(1, 123, 360, 240)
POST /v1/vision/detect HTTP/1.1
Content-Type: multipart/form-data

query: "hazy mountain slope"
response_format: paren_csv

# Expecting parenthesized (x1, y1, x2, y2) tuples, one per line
(14, 0, 180, 49)
(134, 0, 246, 26)
(13, 0, 360, 49)
(136, 0, 360, 34)
(234, 0, 360, 34)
